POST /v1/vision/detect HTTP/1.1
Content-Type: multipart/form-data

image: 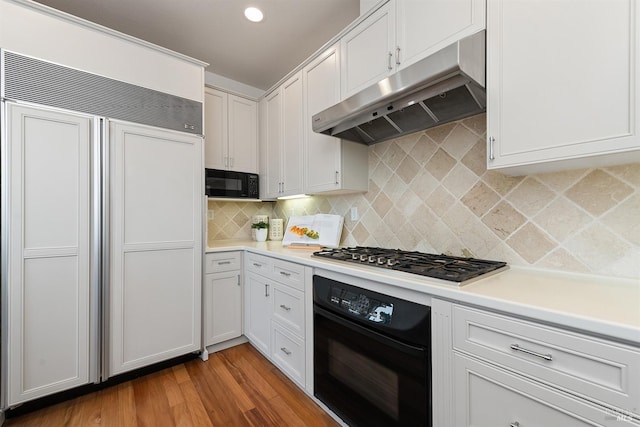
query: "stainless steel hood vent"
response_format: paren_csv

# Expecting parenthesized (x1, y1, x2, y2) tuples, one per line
(312, 31, 486, 145)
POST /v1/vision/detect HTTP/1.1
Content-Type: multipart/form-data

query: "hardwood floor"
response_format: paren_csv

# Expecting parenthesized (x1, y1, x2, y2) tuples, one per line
(5, 343, 340, 427)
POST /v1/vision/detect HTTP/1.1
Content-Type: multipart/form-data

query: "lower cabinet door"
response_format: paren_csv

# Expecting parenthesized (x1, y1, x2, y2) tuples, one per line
(271, 322, 305, 387)
(204, 271, 242, 346)
(454, 353, 622, 427)
(244, 272, 272, 355)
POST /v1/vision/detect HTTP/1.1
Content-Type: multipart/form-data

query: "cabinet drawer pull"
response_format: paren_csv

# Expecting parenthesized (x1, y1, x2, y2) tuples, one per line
(280, 347, 291, 356)
(279, 304, 291, 311)
(279, 271, 291, 277)
(395, 46, 401, 66)
(510, 422, 520, 427)
(510, 344, 552, 361)
(217, 261, 231, 265)
(489, 136, 495, 160)
(265, 284, 269, 297)
(253, 262, 262, 267)
(388, 52, 393, 70)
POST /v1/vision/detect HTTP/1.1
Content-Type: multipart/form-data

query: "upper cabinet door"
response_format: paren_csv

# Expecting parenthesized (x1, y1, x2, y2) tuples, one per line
(396, 0, 486, 71)
(228, 94, 258, 174)
(263, 89, 283, 199)
(341, 1, 396, 98)
(487, 0, 640, 175)
(204, 87, 228, 170)
(304, 44, 343, 194)
(281, 72, 305, 196)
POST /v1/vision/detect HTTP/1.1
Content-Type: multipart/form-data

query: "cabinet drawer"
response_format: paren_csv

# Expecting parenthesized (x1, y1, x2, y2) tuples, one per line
(245, 252, 273, 276)
(205, 251, 241, 273)
(272, 259, 306, 291)
(272, 284, 304, 336)
(453, 305, 640, 411)
(454, 353, 627, 427)
(271, 322, 305, 387)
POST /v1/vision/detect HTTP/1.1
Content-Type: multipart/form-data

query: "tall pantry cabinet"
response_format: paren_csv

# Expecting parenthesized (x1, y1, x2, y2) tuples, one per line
(0, 0, 206, 408)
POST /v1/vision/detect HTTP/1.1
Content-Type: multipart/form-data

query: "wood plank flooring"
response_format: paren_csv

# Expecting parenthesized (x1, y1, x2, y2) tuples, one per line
(5, 343, 340, 427)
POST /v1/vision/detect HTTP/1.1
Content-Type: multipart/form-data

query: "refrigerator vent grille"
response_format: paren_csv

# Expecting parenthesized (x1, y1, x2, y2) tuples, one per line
(2, 51, 203, 135)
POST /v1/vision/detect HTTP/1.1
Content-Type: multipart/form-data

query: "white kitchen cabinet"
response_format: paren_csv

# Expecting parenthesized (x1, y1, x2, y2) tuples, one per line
(304, 44, 369, 195)
(245, 272, 273, 355)
(6, 103, 92, 405)
(486, 0, 640, 175)
(433, 299, 640, 426)
(243, 252, 310, 388)
(203, 252, 242, 347)
(454, 353, 622, 427)
(204, 87, 258, 173)
(341, 0, 486, 98)
(109, 120, 202, 377)
(261, 72, 305, 199)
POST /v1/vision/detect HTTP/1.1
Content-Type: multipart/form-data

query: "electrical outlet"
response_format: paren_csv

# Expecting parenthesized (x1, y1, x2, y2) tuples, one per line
(207, 210, 214, 220)
(350, 207, 358, 221)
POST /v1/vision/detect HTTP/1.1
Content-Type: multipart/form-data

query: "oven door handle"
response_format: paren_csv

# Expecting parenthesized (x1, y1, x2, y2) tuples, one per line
(314, 305, 427, 357)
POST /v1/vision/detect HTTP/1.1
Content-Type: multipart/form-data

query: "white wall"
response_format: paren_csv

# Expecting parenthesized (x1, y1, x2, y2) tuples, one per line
(0, 0, 205, 102)
(204, 71, 264, 100)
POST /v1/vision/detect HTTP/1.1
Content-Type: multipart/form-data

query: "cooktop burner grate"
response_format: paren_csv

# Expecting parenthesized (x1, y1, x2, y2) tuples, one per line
(313, 246, 508, 284)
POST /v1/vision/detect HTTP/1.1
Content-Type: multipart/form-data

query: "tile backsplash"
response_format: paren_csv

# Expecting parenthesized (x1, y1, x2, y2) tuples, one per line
(208, 113, 640, 279)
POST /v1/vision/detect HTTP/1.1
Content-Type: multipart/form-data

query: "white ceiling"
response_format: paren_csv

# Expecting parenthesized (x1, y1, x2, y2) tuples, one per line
(33, 0, 361, 91)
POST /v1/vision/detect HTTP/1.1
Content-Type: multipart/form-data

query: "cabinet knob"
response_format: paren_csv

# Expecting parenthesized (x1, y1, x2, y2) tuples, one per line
(510, 422, 520, 427)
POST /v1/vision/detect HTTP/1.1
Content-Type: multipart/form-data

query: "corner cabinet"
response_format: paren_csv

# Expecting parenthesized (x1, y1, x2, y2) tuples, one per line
(244, 252, 310, 388)
(486, 0, 640, 175)
(341, 0, 486, 98)
(303, 44, 369, 195)
(432, 299, 640, 426)
(204, 87, 258, 173)
(260, 72, 305, 199)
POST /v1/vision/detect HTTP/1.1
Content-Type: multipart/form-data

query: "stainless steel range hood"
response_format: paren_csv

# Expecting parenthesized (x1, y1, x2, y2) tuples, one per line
(312, 31, 486, 145)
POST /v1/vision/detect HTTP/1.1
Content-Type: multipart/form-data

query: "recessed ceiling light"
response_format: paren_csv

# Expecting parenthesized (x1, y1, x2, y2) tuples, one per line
(244, 7, 263, 23)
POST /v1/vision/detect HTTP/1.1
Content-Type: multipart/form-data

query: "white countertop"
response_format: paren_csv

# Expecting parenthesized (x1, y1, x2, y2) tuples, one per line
(206, 240, 640, 346)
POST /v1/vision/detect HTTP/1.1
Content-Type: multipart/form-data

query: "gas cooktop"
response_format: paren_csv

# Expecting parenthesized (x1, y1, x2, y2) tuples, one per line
(312, 246, 508, 285)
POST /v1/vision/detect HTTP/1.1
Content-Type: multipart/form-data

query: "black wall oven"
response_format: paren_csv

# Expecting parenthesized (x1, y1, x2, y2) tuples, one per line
(313, 275, 431, 427)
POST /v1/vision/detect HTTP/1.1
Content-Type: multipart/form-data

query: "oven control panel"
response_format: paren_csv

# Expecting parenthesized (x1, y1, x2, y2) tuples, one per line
(329, 286, 394, 324)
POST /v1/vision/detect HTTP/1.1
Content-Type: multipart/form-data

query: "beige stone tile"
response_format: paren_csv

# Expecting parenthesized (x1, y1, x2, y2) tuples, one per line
(485, 243, 528, 266)
(232, 211, 249, 228)
(442, 163, 478, 198)
(381, 141, 406, 171)
(421, 219, 460, 254)
(605, 163, 640, 187)
(506, 222, 556, 264)
(482, 201, 526, 239)
(564, 223, 634, 273)
(409, 204, 439, 237)
(412, 168, 440, 201)
(382, 174, 409, 204)
(601, 194, 640, 245)
(461, 113, 486, 137)
(408, 134, 439, 165)
(396, 221, 423, 250)
(535, 168, 588, 192)
(507, 177, 556, 217)
(441, 124, 481, 160)
(441, 202, 502, 256)
(461, 139, 487, 177)
(351, 222, 371, 244)
(396, 155, 421, 184)
(398, 188, 423, 218)
(565, 170, 634, 216)
(426, 148, 456, 180)
(462, 182, 501, 217)
(395, 131, 421, 153)
(371, 139, 390, 158)
(425, 121, 456, 144)
(364, 180, 381, 203)
(535, 248, 590, 273)
(482, 170, 523, 196)
(532, 197, 592, 242)
(426, 186, 456, 217)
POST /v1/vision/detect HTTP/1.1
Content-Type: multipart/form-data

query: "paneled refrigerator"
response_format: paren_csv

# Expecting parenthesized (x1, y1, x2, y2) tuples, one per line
(1, 51, 203, 407)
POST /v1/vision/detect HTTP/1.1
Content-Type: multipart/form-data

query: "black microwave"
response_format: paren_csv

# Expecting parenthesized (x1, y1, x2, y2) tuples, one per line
(205, 169, 259, 199)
